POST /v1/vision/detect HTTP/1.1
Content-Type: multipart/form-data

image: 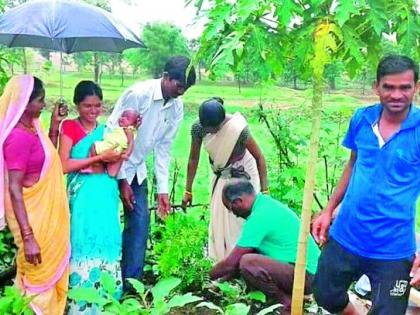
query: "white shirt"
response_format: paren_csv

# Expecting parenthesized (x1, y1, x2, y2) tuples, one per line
(107, 79, 183, 193)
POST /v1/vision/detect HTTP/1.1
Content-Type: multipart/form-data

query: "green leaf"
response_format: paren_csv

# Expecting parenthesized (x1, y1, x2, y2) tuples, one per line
(366, 0, 388, 35)
(335, 1, 360, 27)
(197, 301, 224, 314)
(215, 281, 241, 298)
(127, 278, 145, 297)
(151, 277, 181, 301)
(121, 298, 144, 311)
(167, 293, 202, 308)
(275, 0, 303, 27)
(100, 272, 116, 295)
(237, 0, 259, 20)
(225, 303, 250, 315)
(256, 303, 282, 315)
(68, 288, 108, 306)
(246, 290, 266, 303)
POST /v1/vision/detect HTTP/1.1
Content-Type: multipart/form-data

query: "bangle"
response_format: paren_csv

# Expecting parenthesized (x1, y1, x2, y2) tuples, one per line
(21, 227, 33, 238)
(185, 190, 192, 196)
(261, 190, 269, 194)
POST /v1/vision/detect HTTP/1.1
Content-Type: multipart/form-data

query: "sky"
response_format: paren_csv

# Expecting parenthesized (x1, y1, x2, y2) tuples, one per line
(109, 0, 206, 40)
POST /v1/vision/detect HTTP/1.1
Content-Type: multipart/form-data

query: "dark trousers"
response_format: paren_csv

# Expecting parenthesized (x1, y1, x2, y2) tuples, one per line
(121, 177, 149, 291)
(239, 254, 313, 313)
(313, 238, 413, 315)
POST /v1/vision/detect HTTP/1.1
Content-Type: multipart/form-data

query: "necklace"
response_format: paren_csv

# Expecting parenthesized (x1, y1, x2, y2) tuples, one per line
(77, 118, 97, 134)
(18, 120, 36, 133)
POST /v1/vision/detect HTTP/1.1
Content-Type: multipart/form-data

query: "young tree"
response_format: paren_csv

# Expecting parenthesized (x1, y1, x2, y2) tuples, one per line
(191, 0, 419, 313)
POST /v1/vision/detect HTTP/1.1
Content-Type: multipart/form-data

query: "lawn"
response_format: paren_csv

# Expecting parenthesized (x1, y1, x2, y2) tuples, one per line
(39, 70, 420, 220)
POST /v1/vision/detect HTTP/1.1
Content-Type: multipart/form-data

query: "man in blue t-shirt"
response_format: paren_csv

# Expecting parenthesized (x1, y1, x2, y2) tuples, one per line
(312, 55, 419, 315)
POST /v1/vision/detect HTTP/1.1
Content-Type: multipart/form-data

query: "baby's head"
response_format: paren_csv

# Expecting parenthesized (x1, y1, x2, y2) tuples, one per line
(118, 109, 141, 128)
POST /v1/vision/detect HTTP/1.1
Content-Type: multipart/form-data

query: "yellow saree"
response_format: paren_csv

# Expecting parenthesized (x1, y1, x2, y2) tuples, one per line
(1, 75, 70, 315)
(204, 113, 261, 261)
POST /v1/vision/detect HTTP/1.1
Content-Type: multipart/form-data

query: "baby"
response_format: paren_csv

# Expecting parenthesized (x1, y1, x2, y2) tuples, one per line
(85, 108, 141, 176)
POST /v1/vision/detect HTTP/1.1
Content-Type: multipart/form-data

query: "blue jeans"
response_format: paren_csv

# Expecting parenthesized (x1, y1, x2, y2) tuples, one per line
(121, 177, 149, 291)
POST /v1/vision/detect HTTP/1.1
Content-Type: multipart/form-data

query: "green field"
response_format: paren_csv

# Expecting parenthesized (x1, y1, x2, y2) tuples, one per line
(39, 71, 419, 219)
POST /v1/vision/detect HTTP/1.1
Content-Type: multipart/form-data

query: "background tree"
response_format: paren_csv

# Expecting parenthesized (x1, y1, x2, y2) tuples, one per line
(133, 22, 190, 78)
(190, 0, 419, 313)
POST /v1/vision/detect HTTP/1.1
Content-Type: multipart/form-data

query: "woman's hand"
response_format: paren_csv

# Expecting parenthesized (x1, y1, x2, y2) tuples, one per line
(23, 235, 42, 265)
(181, 192, 193, 210)
(99, 149, 122, 163)
(119, 179, 135, 211)
(50, 101, 68, 130)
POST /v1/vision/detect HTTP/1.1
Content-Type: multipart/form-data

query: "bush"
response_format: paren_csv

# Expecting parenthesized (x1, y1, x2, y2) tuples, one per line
(153, 208, 212, 291)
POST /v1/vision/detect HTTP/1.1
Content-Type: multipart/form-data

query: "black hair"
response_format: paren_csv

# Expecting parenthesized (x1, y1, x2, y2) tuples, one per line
(377, 55, 418, 82)
(199, 97, 226, 127)
(28, 76, 45, 103)
(164, 56, 196, 89)
(73, 80, 103, 105)
(223, 179, 255, 203)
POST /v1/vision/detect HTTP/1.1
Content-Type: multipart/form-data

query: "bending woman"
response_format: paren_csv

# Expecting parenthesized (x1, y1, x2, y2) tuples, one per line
(1, 75, 70, 314)
(58, 81, 122, 314)
(182, 97, 268, 261)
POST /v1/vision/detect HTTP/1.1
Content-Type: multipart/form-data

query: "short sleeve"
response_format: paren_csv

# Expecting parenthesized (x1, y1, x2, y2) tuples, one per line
(237, 127, 250, 147)
(342, 109, 363, 151)
(191, 120, 205, 139)
(61, 119, 76, 140)
(237, 213, 268, 249)
(3, 130, 31, 172)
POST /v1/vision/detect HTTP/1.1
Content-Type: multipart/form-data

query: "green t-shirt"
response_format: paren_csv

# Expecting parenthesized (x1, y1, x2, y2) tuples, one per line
(237, 194, 320, 274)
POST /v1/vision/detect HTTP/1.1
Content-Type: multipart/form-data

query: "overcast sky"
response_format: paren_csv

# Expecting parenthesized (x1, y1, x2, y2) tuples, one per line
(110, 0, 205, 39)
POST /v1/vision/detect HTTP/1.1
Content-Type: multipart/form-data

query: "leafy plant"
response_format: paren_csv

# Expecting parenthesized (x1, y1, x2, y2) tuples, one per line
(197, 301, 282, 315)
(0, 285, 33, 315)
(153, 209, 211, 291)
(68, 274, 202, 315)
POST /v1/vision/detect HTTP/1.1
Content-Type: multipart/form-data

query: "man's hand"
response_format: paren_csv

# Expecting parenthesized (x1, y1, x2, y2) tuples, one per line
(410, 254, 420, 287)
(157, 193, 171, 219)
(312, 211, 332, 246)
(119, 179, 135, 211)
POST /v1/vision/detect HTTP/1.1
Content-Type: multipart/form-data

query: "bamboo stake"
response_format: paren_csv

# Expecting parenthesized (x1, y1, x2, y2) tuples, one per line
(291, 78, 323, 314)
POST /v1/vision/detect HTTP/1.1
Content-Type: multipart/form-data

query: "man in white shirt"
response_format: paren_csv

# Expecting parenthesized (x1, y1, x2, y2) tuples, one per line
(107, 56, 196, 290)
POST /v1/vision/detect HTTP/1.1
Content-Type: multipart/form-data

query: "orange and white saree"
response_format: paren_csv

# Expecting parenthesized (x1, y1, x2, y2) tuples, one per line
(0, 75, 70, 315)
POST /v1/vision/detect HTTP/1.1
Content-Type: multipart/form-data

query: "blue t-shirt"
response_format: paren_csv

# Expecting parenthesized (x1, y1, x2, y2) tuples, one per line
(330, 104, 420, 260)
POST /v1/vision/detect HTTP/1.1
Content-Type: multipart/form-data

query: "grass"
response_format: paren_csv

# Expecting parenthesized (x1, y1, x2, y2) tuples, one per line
(39, 70, 420, 226)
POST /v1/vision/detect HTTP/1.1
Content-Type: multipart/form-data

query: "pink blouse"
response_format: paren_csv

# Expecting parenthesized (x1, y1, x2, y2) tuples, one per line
(3, 127, 45, 177)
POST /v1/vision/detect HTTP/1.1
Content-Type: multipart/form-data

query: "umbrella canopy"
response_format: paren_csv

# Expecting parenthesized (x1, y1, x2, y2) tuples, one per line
(0, 0, 146, 53)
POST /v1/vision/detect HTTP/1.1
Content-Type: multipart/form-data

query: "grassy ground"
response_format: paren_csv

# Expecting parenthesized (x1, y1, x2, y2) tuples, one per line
(40, 70, 420, 223)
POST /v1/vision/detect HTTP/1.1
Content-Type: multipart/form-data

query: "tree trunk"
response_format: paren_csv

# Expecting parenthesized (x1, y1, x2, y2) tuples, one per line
(328, 76, 336, 90)
(291, 77, 323, 314)
(94, 53, 100, 83)
(293, 75, 298, 90)
(237, 75, 241, 94)
(22, 48, 27, 74)
(120, 66, 124, 87)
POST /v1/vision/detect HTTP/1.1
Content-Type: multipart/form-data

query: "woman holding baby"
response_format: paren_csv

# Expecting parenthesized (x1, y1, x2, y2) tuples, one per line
(59, 81, 138, 313)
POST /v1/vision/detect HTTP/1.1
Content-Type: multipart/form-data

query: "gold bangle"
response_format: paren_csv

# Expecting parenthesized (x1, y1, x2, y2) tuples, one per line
(185, 190, 192, 196)
(261, 190, 269, 194)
